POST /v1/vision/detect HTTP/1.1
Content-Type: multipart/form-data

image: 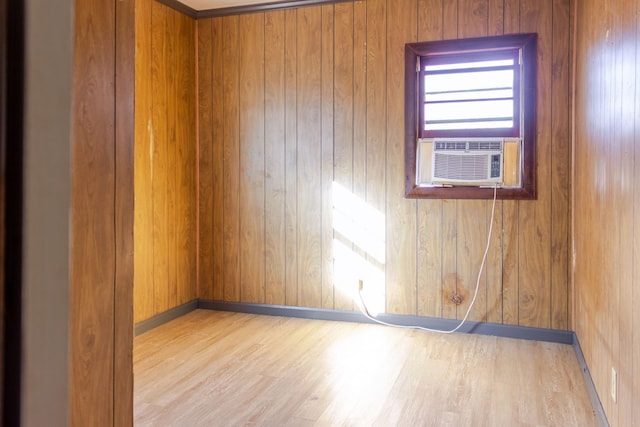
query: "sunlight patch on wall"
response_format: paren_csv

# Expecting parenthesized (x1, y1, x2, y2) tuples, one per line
(332, 182, 386, 314)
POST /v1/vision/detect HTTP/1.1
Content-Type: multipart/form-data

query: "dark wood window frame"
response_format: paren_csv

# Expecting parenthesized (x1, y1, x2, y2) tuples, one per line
(405, 33, 537, 199)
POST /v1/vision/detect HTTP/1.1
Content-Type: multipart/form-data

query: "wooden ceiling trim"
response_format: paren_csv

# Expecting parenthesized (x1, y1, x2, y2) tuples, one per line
(155, 0, 198, 18)
(156, 0, 354, 19)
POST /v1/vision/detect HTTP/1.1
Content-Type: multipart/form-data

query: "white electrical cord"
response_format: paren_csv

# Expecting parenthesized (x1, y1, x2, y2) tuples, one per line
(358, 185, 499, 334)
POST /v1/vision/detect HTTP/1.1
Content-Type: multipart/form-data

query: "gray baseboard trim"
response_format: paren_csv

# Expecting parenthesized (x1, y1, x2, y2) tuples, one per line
(572, 336, 609, 427)
(135, 299, 199, 336)
(197, 299, 574, 344)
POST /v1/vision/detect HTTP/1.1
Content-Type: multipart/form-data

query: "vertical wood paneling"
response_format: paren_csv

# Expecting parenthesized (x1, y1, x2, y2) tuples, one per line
(197, 18, 214, 300)
(352, 0, 367, 303)
(197, 0, 573, 333)
(365, 0, 386, 214)
(134, 0, 197, 322)
(333, 2, 355, 311)
(134, 0, 154, 322)
(550, 0, 571, 330)
(365, 0, 387, 312)
(443, 0, 458, 39)
(114, 0, 135, 423)
(284, 9, 298, 306)
(211, 17, 225, 301)
(151, 2, 170, 315)
(386, 0, 417, 315)
(73, 0, 134, 423)
(222, 16, 241, 302)
(264, 11, 287, 305)
(488, 0, 504, 36)
(239, 13, 266, 303)
(617, 7, 635, 421)
(297, 7, 323, 308)
(574, 0, 639, 424)
(321, 5, 335, 309)
(352, 1, 367, 208)
(72, 0, 115, 423)
(165, 8, 178, 310)
(178, 11, 197, 305)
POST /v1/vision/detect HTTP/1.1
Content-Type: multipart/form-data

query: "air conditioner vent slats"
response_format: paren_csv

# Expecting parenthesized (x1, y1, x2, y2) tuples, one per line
(434, 140, 502, 151)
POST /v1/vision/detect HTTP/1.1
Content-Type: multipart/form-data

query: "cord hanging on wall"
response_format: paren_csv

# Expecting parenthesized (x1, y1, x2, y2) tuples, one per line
(358, 185, 498, 334)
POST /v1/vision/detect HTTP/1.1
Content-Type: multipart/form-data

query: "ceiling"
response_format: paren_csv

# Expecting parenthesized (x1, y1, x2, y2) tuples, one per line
(176, 0, 279, 11)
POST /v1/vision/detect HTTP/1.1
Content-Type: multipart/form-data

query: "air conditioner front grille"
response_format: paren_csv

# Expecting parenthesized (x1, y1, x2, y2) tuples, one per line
(433, 153, 490, 181)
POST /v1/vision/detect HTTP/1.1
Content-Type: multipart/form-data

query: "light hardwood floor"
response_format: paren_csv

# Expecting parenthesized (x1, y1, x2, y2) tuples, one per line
(134, 310, 598, 426)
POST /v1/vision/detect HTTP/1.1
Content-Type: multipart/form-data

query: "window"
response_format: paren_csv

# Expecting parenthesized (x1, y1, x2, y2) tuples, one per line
(405, 33, 537, 199)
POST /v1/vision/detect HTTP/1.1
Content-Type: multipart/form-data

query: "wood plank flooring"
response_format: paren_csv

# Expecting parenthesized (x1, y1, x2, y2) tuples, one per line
(134, 310, 598, 426)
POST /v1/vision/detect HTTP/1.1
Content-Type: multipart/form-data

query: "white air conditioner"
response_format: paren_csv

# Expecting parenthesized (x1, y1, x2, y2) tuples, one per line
(423, 138, 505, 187)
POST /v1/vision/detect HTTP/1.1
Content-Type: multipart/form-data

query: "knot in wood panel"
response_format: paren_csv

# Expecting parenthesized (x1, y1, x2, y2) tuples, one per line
(448, 291, 464, 305)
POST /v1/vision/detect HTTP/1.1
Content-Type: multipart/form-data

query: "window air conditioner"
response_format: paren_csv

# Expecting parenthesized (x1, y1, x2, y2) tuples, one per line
(428, 138, 504, 186)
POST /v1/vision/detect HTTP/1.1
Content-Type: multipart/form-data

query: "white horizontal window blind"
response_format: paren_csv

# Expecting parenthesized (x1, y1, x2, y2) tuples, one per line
(420, 52, 520, 138)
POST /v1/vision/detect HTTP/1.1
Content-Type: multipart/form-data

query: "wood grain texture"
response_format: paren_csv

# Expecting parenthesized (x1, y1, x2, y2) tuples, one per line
(297, 6, 323, 308)
(574, 0, 639, 425)
(239, 12, 266, 303)
(165, 6, 178, 310)
(115, 0, 135, 424)
(222, 15, 241, 302)
(284, 9, 298, 306)
(365, 0, 386, 215)
(179, 10, 198, 305)
(151, 1, 170, 315)
(550, 0, 571, 330)
(365, 0, 387, 314)
(385, 0, 416, 315)
(264, 11, 287, 305)
(332, 2, 355, 311)
(134, 0, 155, 323)
(135, 310, 598, 426)
(352, 0, 367, 307)
(321, 4, 335, 310)
(197, 18, 214, 300)
(197, 0, 572, 330)
(211, 17, 225, 302)
(72, 0, 115, 423)
(134, 0, 197, 322)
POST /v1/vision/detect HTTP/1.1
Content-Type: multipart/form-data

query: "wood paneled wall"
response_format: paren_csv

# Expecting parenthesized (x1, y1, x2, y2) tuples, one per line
(72, 0, 133, 424)
(197, 0, 572, 329)
(134, 0, 198, 323)
(573, 0, 640, 425)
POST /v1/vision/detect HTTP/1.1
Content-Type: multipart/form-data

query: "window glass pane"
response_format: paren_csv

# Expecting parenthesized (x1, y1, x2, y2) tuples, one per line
(425, 120, 513, 131)
(425, 69, 514, 94)
(425, 98, 513, 122)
